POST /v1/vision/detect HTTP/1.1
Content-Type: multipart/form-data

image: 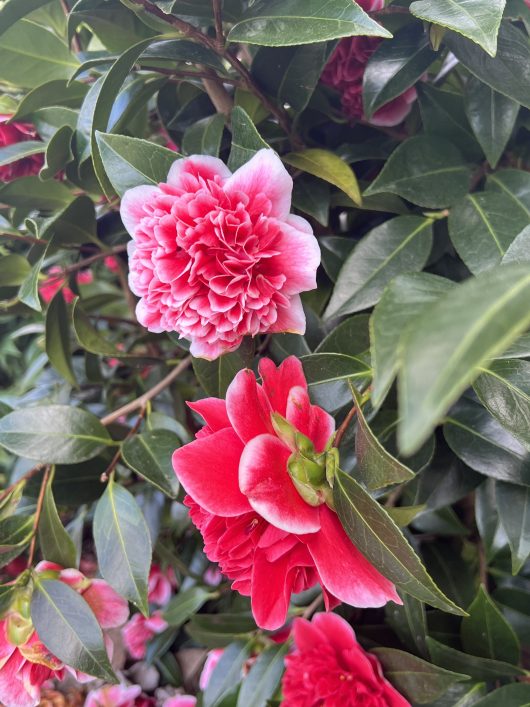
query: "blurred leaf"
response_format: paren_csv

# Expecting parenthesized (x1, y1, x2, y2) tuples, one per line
(325, 216, 433, 319)
(31, 578, 116, 681)
(122, 430, 180, 497)
(364, 136, 471, 209)
(186, 612, 257, 648)
(0, 141, 45, 168)
(426, 637, 526, 680)
(502, 226, 530, 264)
(372, 647, 468, 704)
(398, 264, 530, 455)
(182, 114, 225, 158)
(93, 477, 151, 614)
(496, 481, 530, 573)
(40, 125, 73, 180)
(227, 0, 390, 46)
(283, 149, 361, 207)
(203, 640, 252, 707)
(18, 244, 48, 313)
(0, 515, 34, 568)
(45, 291, 76, 387)
(0, 405, 112, 464)
(334, 470, 465, 614)
(461, 586, 520, 664)
(0, 176, 73, 210)
(38, 470, 78, 569)
(0, 0, 52, 38)
(228, 106, 269, 172)
(472, 684, 530, 707)
(163, 586, 215, 627)
(236, 642, 289, 707)
(0, 255, 31, 287)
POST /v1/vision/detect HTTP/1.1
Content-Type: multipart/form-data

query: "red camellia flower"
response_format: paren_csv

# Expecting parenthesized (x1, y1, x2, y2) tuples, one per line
(172, 356, 399, 630)
(321, 37, 416, 126)
(0, 115, 44, 182)
(39, 266, 94, 304)
(281, 612, 411, 707)
(121, 150, 320, 360)
(122, 611, 168, 660)
(0, 562, 128, 707)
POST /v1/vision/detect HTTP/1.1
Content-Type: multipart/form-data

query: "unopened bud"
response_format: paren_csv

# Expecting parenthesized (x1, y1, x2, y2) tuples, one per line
(6, 611, 33, 646)
(271, 413, 297, 451)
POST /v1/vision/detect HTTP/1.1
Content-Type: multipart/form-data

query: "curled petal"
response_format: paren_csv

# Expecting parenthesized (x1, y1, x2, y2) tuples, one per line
(272, 222, 321, 296)
(226, 369, 273, 444)
(187, 398, 230, 435)
(268, 294, 306, 336)
(166, 155, 231, 188)
(258, 356, 307, 417)
(286, 386, 335, 453)
(120, 185, 159, 235)
(82, 579, 130, 629)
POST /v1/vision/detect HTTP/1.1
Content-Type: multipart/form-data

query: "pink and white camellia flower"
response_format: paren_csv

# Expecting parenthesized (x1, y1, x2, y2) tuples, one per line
(121, 149, 320, 360)
(147, 563, 177, 606)
(85, 683, 144, 707)
(163, 697, 197, 707)
(172, 356, 399, 630)
(0, 562, 129, 707)
(281, 612, 411, 707)
(321, 36, 416, 126)
(122, 610, 168, 660)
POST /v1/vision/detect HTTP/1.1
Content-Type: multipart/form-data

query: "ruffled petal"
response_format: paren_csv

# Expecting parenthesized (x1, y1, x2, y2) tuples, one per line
(82, 579, 130, 629)
(291, 616, 329, 653)
(239, 434, 320, 534)
(311, 612, 357, 654)
(258, 356, 307, 417)
(285, 213, 313, 234)
(272, 221, 321, 295)
(0, 650, 36, 707)
(226, 368, 273, 443)
(166, 155, 231, 187)
(120, 185, 159, 235)
(303, 506, 401, 607)
(224, 149, 293, 220)
(268, 294, 307, 336)
(286, 386, 335, 453)
(187, 398, 230, 435)
(172, 428, 250, 516)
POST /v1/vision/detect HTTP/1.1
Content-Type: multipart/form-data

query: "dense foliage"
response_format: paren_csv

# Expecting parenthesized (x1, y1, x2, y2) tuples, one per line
(1, 0, 530, 705)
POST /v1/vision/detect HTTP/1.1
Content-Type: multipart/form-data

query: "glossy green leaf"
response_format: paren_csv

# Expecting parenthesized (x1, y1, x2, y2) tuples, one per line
(96, 131, 179, 196)
(350, 386, 415, 490)
(203, 640, 252, 707)
(301, 353, 371, 386)
(496, 481, 530, 573)
(38, 470, 78, 569)
(192, 339, 254, 398)
(364, 136, 471, 208)
(0, 515, 34, 568)
(372, 647, 468, 704)
(142, 39, 226, 72)
(474, 359, 530, 448)
(0, 254, 30, 287)
(10, 80, 88, 120)
(236, 642, 289, 707)
(122, 430, 180, 497)
(398, 264, 530, 454)
(486, 169, 530, 219)
(465, 77, 519, 168)
(503, 225, 530, 264)
(410, 0, 505, 56)
(227, 0, 390, 47)
(31, 578, 116, 682)
(0, 20, 79, 89)
(45, 290, 76, 387)
(0, 0, 53, 38)
(18, 246, 48, 313)
(40, 125, 74, 180)
(283, 149, 361, 207)
(363, 23, 436, 118)
(472, 684, 530, 707)
(93, 477, 151, 614)
(164, 586, 216, 628)
(316, 314, 370, 356)
(444, 399, 530, 486)
(448, 192, 528, 274)
(445, 23, 530, 109)
(325, 216, 433, 319)
(385, 593, 429, 658)
(371, 273, 453, 408)
(334, 470, 465, 614)
(182, 114, 225, 158)
(0, 141, 45, 168)
(0, 175, 73, 210)
(227, 106, 269, 172)
(461, 586, 520, 664)
(426, 637, 526, 680)
(278, 43, 332, 115)
(0, 405, 112, 464)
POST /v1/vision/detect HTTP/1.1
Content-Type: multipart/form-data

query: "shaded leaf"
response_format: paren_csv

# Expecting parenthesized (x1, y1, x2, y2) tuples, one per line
(38, 470, 78, 569)
(164, 586, 216, 627)
(45, 290, 76, 387)
(461, 586, 520, 664)
(236, 642, 289, 707)
(228, 106, 269, 172)
(426, 637, 526, 680)
(182, 114, 225, 158)
(122, 430, 180, 497)
(496, 481, 530, 573)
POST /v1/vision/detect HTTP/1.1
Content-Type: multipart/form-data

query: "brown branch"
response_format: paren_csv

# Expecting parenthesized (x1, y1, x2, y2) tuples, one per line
(42, 244, 128, 290)
(302, 592, 323, 619)
(101, 355, 192, 426)
(212, 0, 224, 48)
(100, 406, 147, 482)
(0, 464, 44, 503)
(201, 66, 234, 117)
(0, 232, 47, 247)
(27, 465, 51, 568)
(333, 406, 357, 449)
(154, 68, 240, 86)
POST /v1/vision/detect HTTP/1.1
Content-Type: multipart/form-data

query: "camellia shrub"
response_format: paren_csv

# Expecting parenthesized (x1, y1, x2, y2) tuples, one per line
(2, 0, 530, 704)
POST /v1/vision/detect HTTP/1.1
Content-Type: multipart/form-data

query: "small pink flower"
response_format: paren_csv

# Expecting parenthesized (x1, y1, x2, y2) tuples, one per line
(39, 267, 94, 304)
(121, 149, 320, 359)
(163, 697, 196, 707)
(104, 255, 121, 273)
(0, 562, 128, 707)
(85, 683, 143, 707)
(148, 564, 177, 606)
(0, 115, 44, 182)
(199, 648, 224, 690)
(321, 37, 416, 126)
(172, 357, 399, 631)
(357, 0, 385, 9)
(122, 611, 168, 660)
(281, 612, 411, 707)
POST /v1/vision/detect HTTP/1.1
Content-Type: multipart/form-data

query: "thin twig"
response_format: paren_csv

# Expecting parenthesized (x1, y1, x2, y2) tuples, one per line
(0, 464, 44, 503)
(116, 257, 137, 319)
(333, 406, 357, 449)
(0, 232, 47, 247)
(42, 244, 128, 289)
(200, 66, 234, 117)
(101, 355, 192, 426)
(27, 466, 51, 568)
(212, 0, 224, 48)
(302, 593, 323, 619)
(100, 406, 147, 482)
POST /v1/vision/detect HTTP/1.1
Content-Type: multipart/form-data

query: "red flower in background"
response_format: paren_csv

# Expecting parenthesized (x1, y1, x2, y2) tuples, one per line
(321, 36, 416, 126)
(122, 611, 168, 660)
(281, 612, 411, 707)
(0, 115, 44, 182)
(172, 357, 399, 631)
(39, 267, 93, 304)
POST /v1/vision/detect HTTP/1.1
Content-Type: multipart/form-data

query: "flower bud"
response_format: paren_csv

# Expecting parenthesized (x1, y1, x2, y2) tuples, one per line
(6, 611, 33, 645)
(271, 413, 298, 451)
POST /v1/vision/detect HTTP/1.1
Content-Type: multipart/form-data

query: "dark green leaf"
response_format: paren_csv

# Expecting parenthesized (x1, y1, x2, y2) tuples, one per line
(0, 141, 45, 168)
(228, 106, 269, 172)
(96, 132, 180, 196)
(398, 264, 530, 455)
(38, 471, 78, 568)
(0, 176, 73, 210)
(301, 353, 371, 385)
(316, 314, 370, 356)
(503, 226, 530, 264)
(45, 290, 76, 387)
(372, 647, 468, 704)
(10, 80, 88, 120)
(186, 612, 257, 648)
(121, 430, 180, 497)
(325, 216, 433, 319)
(283, 149, 361, 206)
(203, 640, 252, 707)
(163, 586, 215, 627)
(363, 23, 436, 118)
(0, 515, 34, 568)
(142, 39, 226, 72)
(364, 136, 472, 209)
(0, 0, 54, 38)
(385, 593, 429, 658)
(410, 0, 505, 56)
(182, 114, 225, 158)
(236, 642, 289, 707)
(192, 339, 254, 398)
(292, 176, 330, 227)
(93, 477, 151, 613)
(426, 637, 526, 680)
(465, 77, 519, 168)
(472, 684, 530, 707)
(334, 469, 465, 614)
(277, 43, 332, 115)
(496, 481, 530, 573)
(31, 578, 116, 681)
(40, 125, 74, 180)
(461, 586, 520, 664)
(227, 0, 390, 47)
(0, 405, 112, 464)
(486, 169, 530, 220)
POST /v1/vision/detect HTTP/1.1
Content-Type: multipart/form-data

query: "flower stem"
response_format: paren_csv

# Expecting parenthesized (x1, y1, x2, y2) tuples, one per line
(333, 405, 357, 449)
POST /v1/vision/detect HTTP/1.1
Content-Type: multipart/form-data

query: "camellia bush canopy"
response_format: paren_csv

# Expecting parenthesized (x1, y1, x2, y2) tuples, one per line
(2, 0, 530, 704)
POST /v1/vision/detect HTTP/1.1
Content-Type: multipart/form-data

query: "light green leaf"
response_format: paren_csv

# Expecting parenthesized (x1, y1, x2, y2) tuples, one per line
(10, 80, 88, 120)
(0, 254, 30, 287)
(182, 114, 225, 158)
(0, 515, 34, 568)
(0, 0, 53, 38)
(236, 643, 289, 707)
(18, 243, 49, 313)
(40, 125, 74, 180)
(496, 481, 530, 573)
(283, 148, 361, 207)
(0, 141, 44, 168)
(502, 226, 530, 264)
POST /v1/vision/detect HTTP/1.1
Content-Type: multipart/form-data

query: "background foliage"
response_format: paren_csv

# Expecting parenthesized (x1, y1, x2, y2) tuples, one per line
(1, 0, 530, 704)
